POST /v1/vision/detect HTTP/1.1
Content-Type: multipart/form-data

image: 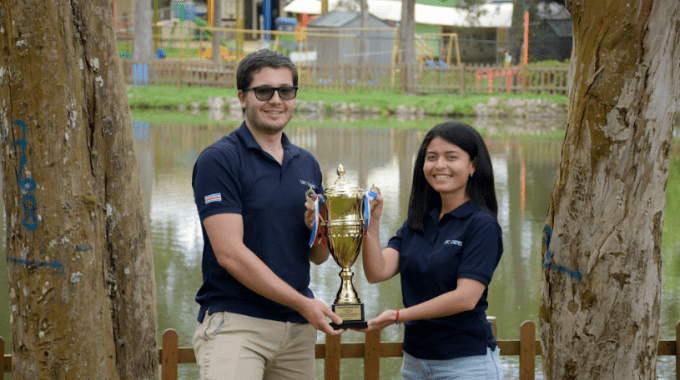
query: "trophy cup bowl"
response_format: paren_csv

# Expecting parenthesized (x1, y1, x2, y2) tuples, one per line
(307, 164, 375, 329)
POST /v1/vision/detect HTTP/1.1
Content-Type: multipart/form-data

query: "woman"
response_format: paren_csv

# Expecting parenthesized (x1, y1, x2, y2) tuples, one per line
(361, 121, 504, 379)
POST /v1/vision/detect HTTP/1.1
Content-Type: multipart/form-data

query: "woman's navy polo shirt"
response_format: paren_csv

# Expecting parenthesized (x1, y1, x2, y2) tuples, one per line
(387, 201, 503, 360)
(192, 122, 324, 324)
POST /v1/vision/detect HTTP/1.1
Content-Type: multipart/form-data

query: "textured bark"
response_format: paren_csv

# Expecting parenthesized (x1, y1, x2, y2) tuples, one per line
(0, 1, 158, 379)
(539, 0, 680, 379)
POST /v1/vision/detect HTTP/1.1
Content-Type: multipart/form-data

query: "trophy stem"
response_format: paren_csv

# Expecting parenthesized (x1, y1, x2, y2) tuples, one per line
(335, 267, 361, 305)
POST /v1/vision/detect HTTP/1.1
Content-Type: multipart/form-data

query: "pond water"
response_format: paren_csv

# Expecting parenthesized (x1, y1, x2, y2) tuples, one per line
(1, 115, 679, 379)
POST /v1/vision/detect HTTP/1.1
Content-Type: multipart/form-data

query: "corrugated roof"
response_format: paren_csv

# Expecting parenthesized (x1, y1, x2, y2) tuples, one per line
(308, 10, 359, 27)
(284, 0, 513, 28)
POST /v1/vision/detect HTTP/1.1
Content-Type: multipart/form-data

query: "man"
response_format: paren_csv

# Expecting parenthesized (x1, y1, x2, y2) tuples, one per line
(192, 49, 343, 380)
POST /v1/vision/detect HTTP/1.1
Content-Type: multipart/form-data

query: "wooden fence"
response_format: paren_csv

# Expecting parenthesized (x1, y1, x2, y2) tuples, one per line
(2, 320, 678, 379)
(121, 59, 569, 96)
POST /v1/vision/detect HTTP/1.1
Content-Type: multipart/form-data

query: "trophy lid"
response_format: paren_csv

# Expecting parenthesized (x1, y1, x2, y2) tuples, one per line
(324, 164, 364, 199)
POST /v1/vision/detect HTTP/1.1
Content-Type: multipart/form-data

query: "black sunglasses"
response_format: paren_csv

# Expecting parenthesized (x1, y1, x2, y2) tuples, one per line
(244, 85, 298, 101)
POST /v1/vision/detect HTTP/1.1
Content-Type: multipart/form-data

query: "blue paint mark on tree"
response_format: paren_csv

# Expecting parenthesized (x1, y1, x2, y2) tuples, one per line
(11, 120, 38, 230)
(7, 257, 62, 268)
(543, 224, 583, 281)
(74, 245, 93, 253)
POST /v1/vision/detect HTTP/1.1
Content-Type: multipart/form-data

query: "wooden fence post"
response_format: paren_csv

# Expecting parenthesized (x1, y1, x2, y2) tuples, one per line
(519, 320, 536, 380)
(177, 60, 183, 91)
(325, 334, 341, 380)
(0, 335, 4, 375)
(162, 329, 179, 380)
(364, 330, 380, 380)
(343, 64, 349, 95)
(486, 317, 497, 340)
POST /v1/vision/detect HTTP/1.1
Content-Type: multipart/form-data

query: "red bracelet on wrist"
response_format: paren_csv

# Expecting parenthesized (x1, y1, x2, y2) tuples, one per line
(395, 309, 400, 326)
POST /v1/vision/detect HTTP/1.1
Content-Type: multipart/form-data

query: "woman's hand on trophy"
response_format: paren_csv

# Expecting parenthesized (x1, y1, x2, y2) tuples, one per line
(299, 298, 345, 336)
(369, 193, 384, 221)
(353, 309, 398, 333)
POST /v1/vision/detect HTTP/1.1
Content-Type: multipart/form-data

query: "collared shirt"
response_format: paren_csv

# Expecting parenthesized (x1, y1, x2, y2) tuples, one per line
(387, 200, 503, 360)
(192, 122, 324, 323)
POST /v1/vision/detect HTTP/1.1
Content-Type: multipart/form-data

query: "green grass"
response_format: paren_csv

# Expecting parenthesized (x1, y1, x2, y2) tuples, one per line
(127, 83, 569, 118)
(127, 84, 238, 109)
(129, 108, 240, 126)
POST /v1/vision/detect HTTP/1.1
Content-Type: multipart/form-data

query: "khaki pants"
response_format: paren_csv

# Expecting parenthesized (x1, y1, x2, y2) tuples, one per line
(193, 311, 317, 380)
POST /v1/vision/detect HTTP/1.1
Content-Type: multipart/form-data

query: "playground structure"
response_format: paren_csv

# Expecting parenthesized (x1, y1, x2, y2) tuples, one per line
(149, 23, 315, 62)
(115, 2, 538, 94)
(121, 21, 567, 96)
(414, 33, 461, 68)
(141, 22, 459, 72)
(118, 1, 462, 70)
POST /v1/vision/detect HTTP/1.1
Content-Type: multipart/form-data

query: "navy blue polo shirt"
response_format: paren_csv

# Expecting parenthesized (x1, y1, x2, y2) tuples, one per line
(387, 201, 503, 360)
(192, 122, 324, 324)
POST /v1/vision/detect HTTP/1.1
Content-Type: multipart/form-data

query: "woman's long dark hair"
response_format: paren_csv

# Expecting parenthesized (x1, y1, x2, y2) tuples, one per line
(407, 121, 498, 232)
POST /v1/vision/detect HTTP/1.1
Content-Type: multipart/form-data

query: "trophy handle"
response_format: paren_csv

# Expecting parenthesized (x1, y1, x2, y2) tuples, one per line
(305, 186, 328, 226)
(305, 186, 317, 206)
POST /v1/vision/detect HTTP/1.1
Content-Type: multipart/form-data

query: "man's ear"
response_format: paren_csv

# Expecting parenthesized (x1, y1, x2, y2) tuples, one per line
(238, 90, 246, 108)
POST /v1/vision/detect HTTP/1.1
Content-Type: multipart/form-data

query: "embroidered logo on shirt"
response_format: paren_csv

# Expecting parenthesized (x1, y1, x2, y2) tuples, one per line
(300, 180, 317, 190)
(444, 240, 463, 246)
(204, 193, 222, 204)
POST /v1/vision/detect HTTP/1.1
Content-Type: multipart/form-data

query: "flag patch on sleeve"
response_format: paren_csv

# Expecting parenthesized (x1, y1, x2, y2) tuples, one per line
(204, 193, 222, 204)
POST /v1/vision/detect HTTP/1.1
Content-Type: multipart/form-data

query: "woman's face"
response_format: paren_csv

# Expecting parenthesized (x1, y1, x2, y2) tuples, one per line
(423, 137, 475, 197)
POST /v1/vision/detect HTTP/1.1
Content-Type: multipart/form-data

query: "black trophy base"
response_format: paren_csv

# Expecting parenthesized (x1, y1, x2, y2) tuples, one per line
(331, 303, 366, 330)
(330, 320, 368, 330)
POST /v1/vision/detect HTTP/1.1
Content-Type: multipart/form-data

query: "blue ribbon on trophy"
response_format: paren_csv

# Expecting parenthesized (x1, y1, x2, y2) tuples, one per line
(363, 189, 379, 235)
(307, 191, 325, 247)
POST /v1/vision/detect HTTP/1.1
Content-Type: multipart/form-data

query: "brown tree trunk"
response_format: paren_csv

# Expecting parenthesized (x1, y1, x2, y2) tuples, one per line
(0, 1, 158, 379)
(539, 1, 680, 379)
(359, 0, 368, 75)
(133, 0, 154, 61)
(399, 0, 416, 93)
(212, 0, 223, 66)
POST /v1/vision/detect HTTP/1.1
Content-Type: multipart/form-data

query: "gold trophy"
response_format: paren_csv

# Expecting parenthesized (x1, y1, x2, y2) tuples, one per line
(306, 164, 379, 329)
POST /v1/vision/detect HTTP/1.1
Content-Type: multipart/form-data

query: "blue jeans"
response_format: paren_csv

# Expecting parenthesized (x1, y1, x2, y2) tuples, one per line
(402, 347, 504, 380)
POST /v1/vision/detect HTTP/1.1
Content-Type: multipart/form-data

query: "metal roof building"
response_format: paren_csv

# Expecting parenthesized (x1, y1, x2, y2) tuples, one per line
(306, 10, 395, 66)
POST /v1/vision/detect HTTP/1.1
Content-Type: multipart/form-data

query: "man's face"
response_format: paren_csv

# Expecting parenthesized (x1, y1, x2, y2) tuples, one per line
(238, 67, 296, 136)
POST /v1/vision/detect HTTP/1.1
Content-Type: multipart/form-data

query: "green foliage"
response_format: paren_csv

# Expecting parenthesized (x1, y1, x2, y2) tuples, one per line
(528, 60, 570, 68)
(132, 108, 243, 126)
(127, 84, 238, 109)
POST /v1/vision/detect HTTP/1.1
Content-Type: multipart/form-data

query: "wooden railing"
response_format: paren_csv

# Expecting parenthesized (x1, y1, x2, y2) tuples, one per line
(120, 59, 570, 96)
(3, 320, 678, 379)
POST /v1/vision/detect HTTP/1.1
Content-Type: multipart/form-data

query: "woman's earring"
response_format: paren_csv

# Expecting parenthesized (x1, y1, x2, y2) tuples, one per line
(470, 172, 474, 177)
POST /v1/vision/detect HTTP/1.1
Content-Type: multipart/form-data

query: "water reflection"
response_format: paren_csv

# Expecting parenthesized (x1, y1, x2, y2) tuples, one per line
(1, 118, 679, 380)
